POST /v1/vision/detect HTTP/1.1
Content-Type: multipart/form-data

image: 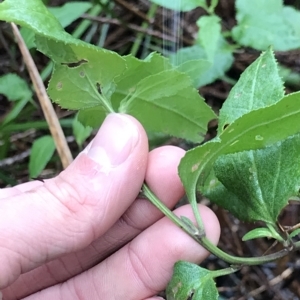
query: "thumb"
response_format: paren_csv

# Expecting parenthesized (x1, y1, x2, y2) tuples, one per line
(0, 113, 148, 289)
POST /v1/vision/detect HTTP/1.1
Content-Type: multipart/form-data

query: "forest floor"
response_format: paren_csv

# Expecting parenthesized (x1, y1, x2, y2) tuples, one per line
(1, 0, 300, 299)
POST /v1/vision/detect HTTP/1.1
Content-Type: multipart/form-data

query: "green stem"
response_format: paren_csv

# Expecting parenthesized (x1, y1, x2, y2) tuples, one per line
(142, 184, 293, 266)
(210, 266, 240, 278)
(190, 198, 205, 236)
(130, 3, 158, 57)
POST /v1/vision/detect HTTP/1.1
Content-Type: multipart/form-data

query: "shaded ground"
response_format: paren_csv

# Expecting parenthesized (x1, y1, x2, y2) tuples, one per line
(1, 0, 300, 299)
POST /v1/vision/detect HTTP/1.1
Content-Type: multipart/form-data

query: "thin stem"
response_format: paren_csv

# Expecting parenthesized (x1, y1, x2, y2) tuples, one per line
(142, 184, 296, 266)
(190, 199, 205, 236)
(130, 3, 157, 57)
(210, 266, 240, 278)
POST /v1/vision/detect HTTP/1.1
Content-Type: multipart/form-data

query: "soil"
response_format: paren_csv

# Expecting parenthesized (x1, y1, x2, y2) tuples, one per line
(1, 0, 300, 299)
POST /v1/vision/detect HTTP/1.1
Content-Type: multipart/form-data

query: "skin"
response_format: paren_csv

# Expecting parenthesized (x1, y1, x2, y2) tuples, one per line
(0, 114, 220, 300)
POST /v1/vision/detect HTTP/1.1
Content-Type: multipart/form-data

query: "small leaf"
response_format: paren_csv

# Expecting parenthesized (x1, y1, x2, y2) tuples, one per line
(166, 261, 218, 300)
(0, 73, 32, 102)
(2, 98, 29, 125)
(72, 114, 93, 147)
(29, 136, 56, 178)
(218, 48, 284, 133)
(289, 228, 300, 238)
(197, 15, 221, 61)
(0, 74, 33, 125)
(242, 227, 275, 241)
(48, 2, 92, 28)
(232, 0, 300, 51)
(171, 38, 234, 87)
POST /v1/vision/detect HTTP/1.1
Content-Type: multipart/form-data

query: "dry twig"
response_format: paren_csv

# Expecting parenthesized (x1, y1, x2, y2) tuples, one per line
(10, 23, 73, 169)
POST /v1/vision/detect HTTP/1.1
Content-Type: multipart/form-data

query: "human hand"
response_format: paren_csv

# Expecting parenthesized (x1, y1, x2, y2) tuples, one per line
(0, 114, 220, 300)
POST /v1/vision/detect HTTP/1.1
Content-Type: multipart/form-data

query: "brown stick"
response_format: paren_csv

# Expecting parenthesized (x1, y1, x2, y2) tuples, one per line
(11, 23, 73, 169)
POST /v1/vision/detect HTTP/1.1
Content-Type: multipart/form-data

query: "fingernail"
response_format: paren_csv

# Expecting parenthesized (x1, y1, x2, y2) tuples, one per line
(86, 114, 139, 166)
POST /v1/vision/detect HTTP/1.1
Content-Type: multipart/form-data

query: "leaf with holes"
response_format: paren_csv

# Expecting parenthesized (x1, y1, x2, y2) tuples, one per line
(0, 0, 216, 142)
(0, 0, 127, 110)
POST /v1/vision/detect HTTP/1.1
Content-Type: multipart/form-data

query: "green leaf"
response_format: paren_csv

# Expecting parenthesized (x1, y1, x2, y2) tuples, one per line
(0, 74, 33, 125)
(166, 261, 218, 300)
(242, 227, 283, 242)
(119, 69, 216, 143)
(212, 134, 300, 224)
(179, 91, 300, 212)
(20, 2, 92, 49)
(218, 48, 284, 133)
(208, 0, 219, 13)
(2, 98, 29, 125)
(148, 0, 207, 12)
(20, 27, 36, 49)
(171, 38, 234, 87)
(242, 228, 279, 241)
(77, 106, 107, 129)
(48, 2, 92, 28)
(232, 0, 300, 51)
(289, 228, 300, 238)
(202, 49, 289, 224)
(111, 53, 172, 111)
(29, 135, 56, 178)
(72, 114, 93, 147)
(0, 73, 32, 102)
(176, 59, 211, 88)
(0, 0, 65, 38)
(279, 64, 300, 89)
(197, 15, 221, 61)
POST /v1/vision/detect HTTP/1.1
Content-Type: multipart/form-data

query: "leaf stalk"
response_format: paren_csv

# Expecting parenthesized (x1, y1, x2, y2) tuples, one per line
(142, 184, 298, 266)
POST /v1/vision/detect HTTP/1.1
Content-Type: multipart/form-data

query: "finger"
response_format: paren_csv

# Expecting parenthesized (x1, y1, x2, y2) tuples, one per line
(89, 145, 186, 259)
(0, 114, 148, 289)
(1, 146, 185, 300)
(26, 204, 220, 300)
(0, 181, 44, 200)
